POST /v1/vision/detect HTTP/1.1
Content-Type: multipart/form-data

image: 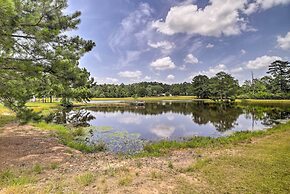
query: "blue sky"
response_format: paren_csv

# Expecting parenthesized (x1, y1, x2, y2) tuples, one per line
(66, 0, 290, 84)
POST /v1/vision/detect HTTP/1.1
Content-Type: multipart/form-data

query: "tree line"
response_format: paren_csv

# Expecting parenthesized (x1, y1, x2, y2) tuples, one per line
(92, 60, 290, 100)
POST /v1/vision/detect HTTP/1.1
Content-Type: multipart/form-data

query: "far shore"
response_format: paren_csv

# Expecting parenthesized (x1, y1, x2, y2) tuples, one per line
(88, 97, 290, 104)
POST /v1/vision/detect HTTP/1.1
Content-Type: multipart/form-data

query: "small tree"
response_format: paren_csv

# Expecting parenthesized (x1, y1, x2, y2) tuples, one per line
(192, 75, 210, 98)
(210, 72, 239, 100)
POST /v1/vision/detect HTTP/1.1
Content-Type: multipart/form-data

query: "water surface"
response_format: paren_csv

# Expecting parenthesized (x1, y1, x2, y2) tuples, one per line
(50, 102, 290, 153)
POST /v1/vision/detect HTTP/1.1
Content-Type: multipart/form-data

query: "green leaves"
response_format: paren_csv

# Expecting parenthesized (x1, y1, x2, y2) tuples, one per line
(192, 72, 239, 100)
(0, 0, 95, 120)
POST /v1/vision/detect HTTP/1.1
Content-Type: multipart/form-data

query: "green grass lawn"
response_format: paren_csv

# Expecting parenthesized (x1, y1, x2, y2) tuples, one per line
(180, 129, 290, 193)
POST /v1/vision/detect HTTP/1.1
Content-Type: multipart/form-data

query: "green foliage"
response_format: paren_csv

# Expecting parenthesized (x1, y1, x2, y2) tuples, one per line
(209, 72, 239, 100)
(192, 75, 211, 98)
(267, 60, 290, 93)
(240, 60, 290, 99)
(91, 82, 193, 98)
(33, 122, 106, 153)
(0, 0, 95, 120)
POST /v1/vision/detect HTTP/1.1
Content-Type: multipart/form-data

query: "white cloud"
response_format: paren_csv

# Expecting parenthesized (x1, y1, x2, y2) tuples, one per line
(152, 0, 248, 37)
(206, 43, 214, 48)
(206, 64, 228, 76)
(184, 54, 198, 64)
(106, 77, 119, 83)
(257, 0, 290, 10)
(244, 0, 290, 14)
(118, 70, 143, 79)
(246, 55, 282, 69)
(241, 49, 246, 55)
(231, 67, 244, 73)
(277, 32, 290, 50)
(189, 63, 244, 79)
(150, 57, 176, 70)
(167, 74, 175, 80)
(119, 50, 143, 66)
(94, 77, 118, 84)
(148, 41, 175, 50)
(144, 76, 151, 80)
(152, 0, 290, 37)
(109, 3, 153, 52)
(179, 65, 186, 71)
(93, 51, 102, 62)
(244, 3, 259, 15)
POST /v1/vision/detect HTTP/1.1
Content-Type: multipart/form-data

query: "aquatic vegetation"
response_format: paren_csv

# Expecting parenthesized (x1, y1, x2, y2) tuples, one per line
(89, 129, 144, 154)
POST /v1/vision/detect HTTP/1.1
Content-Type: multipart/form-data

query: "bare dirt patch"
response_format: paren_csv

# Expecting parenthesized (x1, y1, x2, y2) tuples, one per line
(0, 124, 79, 170)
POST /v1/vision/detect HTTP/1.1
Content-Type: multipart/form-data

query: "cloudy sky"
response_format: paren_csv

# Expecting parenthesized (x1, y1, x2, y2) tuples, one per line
(67, 0, 290, 84)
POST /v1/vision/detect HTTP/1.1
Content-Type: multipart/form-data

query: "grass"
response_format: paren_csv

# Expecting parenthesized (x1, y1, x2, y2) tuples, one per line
(0, 170, 34, 188)
(118, 175, 133, 186)
(178, 129, 290, 193)
(32, 164, 43, 174)
(139, 121, 290, 157)
(236, 99, 290, 105)
(0, 104, 15, 129)
(32, 122, 106, 153)
(75, 172, 95, 187)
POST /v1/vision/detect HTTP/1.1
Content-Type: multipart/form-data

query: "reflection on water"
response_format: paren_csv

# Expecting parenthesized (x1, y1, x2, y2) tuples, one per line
(49, 102, 290, 153)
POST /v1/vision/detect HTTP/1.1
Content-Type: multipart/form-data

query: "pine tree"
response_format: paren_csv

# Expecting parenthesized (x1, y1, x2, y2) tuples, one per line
(0, 0, 95, 120)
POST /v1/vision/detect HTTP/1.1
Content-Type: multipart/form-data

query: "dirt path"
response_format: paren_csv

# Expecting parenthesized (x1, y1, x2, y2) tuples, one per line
(0, 124, 81, 170)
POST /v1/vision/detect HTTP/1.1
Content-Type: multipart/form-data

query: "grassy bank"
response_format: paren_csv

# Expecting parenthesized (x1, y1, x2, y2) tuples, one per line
(32, 122, 105, 153)
(140, 121, 290, 157)
(236, 99, 290, 105)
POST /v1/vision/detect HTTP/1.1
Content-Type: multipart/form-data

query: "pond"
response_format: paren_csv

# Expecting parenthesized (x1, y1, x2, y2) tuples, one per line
(48, 101, 290, 154)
